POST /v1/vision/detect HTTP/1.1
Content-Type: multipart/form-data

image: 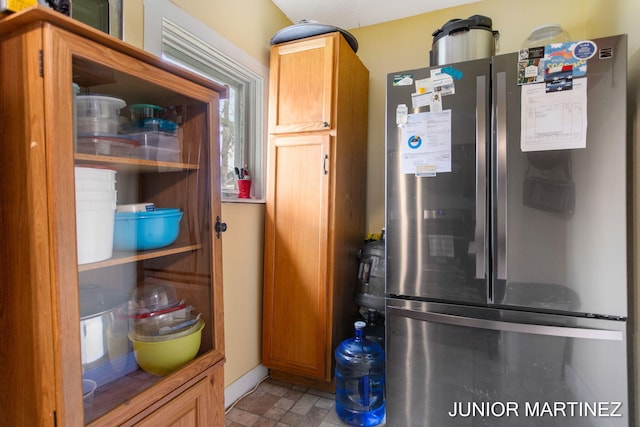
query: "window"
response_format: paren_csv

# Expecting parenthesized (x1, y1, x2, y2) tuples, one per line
(71, 0, 122, 39)
(144, 1, 267, 201)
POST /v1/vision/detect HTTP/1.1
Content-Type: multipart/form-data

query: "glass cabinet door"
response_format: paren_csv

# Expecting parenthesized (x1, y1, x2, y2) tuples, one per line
(49, 28, 223, 425)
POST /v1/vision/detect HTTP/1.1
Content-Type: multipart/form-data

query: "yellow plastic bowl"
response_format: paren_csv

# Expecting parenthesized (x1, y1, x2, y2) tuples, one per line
(129, 320, 204, 376)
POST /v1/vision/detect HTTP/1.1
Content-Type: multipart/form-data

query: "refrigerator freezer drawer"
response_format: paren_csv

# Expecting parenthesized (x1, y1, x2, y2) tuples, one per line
(385, 299, 629, 426)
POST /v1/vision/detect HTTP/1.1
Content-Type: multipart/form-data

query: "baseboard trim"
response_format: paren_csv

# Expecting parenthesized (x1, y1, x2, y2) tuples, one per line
(224, 364, 269, 409)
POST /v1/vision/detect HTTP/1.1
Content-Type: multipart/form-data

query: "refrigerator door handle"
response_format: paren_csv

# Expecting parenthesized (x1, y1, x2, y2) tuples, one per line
(387, 306, 624, 341)
(495, 71, 508, 281)
(475, 75, 487, 280)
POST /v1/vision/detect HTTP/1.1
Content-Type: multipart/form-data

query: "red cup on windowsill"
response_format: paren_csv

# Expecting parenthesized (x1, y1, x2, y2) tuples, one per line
(238, 179, 251, 199)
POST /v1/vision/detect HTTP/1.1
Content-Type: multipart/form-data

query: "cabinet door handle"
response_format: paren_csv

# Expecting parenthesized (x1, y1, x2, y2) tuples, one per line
(215, 216, 227, 238)
(323, 154, 329, 175)
(323, 121, 329, 128)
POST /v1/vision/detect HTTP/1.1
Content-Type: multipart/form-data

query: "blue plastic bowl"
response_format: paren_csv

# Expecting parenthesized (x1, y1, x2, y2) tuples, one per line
(113, 208, 183, 251)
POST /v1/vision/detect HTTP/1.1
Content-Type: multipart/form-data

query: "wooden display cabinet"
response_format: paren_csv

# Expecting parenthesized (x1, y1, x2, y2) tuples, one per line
(262, 32, 369, 390)
(0, 7, 227, 426)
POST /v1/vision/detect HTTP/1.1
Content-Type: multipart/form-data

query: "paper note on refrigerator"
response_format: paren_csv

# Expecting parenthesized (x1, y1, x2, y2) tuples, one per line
(401, 111, 452, 175)
(520, 78, 588, 152)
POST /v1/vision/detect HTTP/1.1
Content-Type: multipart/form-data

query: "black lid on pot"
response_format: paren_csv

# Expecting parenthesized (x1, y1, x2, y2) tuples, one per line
(270, 20, 358, 53)
(432, 15, 493, 43)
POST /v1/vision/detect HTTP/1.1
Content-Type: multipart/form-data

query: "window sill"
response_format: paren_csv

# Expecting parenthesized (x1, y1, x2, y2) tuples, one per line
(222, 198, 266, 204)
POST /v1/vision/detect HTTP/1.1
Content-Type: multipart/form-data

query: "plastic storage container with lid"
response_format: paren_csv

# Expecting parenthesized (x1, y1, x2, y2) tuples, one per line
(522, 24, 571, 48)
(335, 321, 385, 427)
(76, 95, 126, 134)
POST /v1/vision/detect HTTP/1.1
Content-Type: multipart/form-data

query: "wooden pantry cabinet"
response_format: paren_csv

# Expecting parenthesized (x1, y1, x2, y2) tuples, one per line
(262, 32, 369, 389)
(0, 7, 226, 426)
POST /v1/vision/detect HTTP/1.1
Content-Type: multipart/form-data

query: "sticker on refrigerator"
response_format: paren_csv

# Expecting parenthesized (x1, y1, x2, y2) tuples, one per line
(410, 74, 450, 111)
(440, 66, 463, 80)
(573, 40, 597, 60)
(396, 104, 408, 125)
(431, 69, 456, 96)
(520, 78, 588, 152)
(545, 65, 573, 92)
(411, 77, 435, 109)
(400, 111, 451, 175)
(517, 46, 545, 85)
(544, 42, 588, 77)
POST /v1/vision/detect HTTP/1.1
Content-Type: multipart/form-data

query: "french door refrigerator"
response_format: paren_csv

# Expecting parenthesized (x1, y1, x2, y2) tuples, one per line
(385, 34, 630, 426)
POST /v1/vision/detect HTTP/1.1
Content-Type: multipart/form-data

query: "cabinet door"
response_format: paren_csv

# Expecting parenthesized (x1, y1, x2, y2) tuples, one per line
(133, 363, 224, 427)
(134, 378, 211, 427)
(41, 26, 224, 426)
(268, 34, 335, 133)
(262, 133, 332, 379)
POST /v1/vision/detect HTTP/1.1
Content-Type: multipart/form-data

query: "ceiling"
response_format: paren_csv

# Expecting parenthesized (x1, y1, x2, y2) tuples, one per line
(271, 0, 481, 30)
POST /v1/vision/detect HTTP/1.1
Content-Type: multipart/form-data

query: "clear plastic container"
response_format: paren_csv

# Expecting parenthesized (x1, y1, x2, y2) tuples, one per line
(122, 118, 178, 135)
(76, 134, 139, 157)
(129, 104, 165, 120)
(77, 117, 121, 134)
(77, 95, 126, 119)
(130, 314, 203, 342)
(335, 321, 386, 426)
(522, 24, 571, 48)
(132, 284, 179, 313)
(76, 95, 126, 134)
(131, 305, 195, 337)
(129, 131, 181, 162)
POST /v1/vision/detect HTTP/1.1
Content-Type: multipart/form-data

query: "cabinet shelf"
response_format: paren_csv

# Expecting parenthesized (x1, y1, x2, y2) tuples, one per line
(75, 153, 199, 172)
(78, 243, 203, 272)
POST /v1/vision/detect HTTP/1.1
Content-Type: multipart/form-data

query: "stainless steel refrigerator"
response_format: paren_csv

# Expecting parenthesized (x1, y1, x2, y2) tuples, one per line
(385, 34, 630, 426)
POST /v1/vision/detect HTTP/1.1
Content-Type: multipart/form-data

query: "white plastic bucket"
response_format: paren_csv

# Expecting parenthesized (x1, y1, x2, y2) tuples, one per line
(75, 167, 116, 191)
(75, 167, 117, 265)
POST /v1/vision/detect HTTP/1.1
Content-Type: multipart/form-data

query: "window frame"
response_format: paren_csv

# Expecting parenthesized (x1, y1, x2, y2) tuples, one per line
(143, 0, 267, 202)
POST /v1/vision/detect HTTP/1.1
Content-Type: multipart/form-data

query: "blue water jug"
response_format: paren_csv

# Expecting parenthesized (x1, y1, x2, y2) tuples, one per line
(335, 321, 385, 426)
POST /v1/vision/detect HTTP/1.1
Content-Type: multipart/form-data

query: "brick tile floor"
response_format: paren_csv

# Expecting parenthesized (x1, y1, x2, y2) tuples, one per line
(225, 378, 354, 427)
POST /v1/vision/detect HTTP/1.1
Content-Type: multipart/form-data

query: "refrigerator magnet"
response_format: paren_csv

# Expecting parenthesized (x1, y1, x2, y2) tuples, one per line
(517, 46, 545, 85)
(430, 69, 456, 96)
(573, 40, 597, 60)
(392, 74, 413, 86)
(412, 77, 434, 109)
(396, 104, 408, 125)
(544, 42, 587, 77)
(440, 66, 463, 80)
(415, 164, 437, 178)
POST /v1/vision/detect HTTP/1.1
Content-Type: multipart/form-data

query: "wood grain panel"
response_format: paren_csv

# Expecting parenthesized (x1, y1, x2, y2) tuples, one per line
(263, 31, 368, 387)
(263, 134, 330, 377)
(0, 8, 226, 426)
(268, 35, 334, 133)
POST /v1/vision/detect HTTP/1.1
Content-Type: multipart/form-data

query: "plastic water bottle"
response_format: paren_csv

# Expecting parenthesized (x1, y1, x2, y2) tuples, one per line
(335, 321, 385, 426)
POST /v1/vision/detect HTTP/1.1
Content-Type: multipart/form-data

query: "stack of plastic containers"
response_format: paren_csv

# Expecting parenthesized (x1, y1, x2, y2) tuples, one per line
(74, 166, 117, 264)
(76, 95, 125, 135)
(76, 95, 140, 157)
(128, 284, 204, 376)
(121, 104, 181, 162)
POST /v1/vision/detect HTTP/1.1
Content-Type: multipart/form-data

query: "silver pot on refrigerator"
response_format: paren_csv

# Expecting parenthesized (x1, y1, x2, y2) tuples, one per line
(430, 15, 499, 66)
